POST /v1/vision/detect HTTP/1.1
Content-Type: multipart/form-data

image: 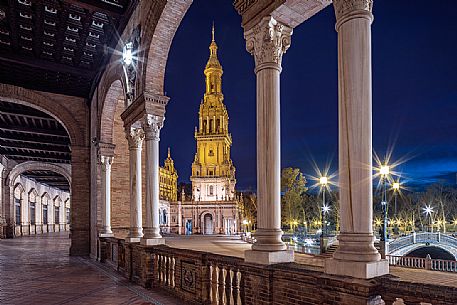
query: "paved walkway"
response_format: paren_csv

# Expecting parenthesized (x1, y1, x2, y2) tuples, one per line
(0, 233, 180, 305)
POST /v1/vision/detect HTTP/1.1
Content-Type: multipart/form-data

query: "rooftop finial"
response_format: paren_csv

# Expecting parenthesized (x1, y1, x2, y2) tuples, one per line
(212, 21, 215, 42)
(168, 147, 171, 158)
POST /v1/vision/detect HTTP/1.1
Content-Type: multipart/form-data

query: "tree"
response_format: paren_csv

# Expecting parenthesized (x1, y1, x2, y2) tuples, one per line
(281, 167, 308, 231)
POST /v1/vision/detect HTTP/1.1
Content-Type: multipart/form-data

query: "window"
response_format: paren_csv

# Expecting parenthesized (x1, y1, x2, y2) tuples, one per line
(66, 208, 70, 224)
(15, 198, 21, 224)
(209, 185, 214, 195)
(43, 204, 48, 224)
(209, 149, 214, 156)
(55, 206, 60, 224)
(30, 202, 36, 225)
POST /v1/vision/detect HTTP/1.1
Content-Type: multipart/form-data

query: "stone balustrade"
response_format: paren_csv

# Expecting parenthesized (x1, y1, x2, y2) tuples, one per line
(99, 237, 457, 305)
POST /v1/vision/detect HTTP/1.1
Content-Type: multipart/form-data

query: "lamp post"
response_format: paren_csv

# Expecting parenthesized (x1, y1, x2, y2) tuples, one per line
(392, 181, 400, 218)
(423, 205, 434, 233)
(379, 165, 390, 242)
(319, 176, 328, 254)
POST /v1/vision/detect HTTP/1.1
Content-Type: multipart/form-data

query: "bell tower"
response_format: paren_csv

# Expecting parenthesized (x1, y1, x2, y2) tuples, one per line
(191, 24, 236, 202)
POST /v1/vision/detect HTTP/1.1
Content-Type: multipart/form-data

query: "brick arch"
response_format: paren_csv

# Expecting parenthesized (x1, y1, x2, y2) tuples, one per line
(7, 161, 71, 190)
(99, 78, 125, 144)
(0, 84, 85, 146)
(143, 0, 193, 95)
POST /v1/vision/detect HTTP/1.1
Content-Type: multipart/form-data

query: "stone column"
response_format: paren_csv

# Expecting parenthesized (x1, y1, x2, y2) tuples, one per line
(125, 127, 144, 243)
(244, 16, 293, 264)
(99, 155, 114, 237)
(141, 115, 166, 246)
(325, 0, 388, 279)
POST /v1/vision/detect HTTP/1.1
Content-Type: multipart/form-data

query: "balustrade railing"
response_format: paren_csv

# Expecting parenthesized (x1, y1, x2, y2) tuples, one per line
(207, 257, 244, 305)
(387, 255, 457, 273)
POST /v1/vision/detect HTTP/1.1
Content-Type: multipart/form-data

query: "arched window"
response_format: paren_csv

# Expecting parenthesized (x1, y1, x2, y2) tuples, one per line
(41, 193, 50, 225)
(29, 190, 37, 225)
(14, 184, 24, 225)
(209, 185, 214, 196)
(54, 196, 61, 224)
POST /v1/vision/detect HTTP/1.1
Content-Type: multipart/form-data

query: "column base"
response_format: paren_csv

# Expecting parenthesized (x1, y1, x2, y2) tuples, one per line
(245, 249, 294, 265)
(140, 237, 165, 246)
(125, 237, 141, 243)
(325, 258, 389, 279)
(99, 233, 114, 238)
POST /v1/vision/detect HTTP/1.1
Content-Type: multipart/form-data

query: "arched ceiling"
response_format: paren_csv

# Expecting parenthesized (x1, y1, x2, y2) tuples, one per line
(0, 0, 139, 98)
(0, 100, 71, 163)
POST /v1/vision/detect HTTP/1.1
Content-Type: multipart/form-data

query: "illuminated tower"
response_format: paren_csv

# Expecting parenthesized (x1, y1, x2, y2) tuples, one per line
(191, 25, 236, 201)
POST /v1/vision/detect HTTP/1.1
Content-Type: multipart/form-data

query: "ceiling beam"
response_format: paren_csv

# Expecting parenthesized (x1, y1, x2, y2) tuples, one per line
(0, 136, 69, 147)
(63, 0, 124, 16)
(0, 142, 70, 154)
(5, 154, 70, 163)
(0, 110, 56, 122)
(0, 125, 68, 137)
(0, 54, 96, 79)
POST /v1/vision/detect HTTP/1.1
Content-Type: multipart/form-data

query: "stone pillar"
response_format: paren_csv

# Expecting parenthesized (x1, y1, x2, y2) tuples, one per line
(141, 115, 165, 246)
(244, 16, 293, 264)
(325, 0, 389, 278)
(125, 127, 144, 243)
(99, 155, 114, 237)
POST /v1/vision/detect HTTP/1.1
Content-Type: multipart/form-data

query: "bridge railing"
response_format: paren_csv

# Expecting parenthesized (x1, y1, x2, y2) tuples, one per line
(388, 232, 457, 253)
(387, 254, 457, 273)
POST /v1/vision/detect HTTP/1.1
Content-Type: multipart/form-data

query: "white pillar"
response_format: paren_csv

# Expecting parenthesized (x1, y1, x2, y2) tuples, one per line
(141, 115, 166, 246)
(100, 155, 114, 236)
(125, 127, 144, 242)
(325, 0, 389, 279)
(244, 16, 293, 264)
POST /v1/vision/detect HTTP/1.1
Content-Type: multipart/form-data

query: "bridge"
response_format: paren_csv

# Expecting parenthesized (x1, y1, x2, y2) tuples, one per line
(388, 232, 457, 259)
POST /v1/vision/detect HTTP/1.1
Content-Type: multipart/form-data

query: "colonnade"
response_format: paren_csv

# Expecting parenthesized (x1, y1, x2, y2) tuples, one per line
(97, 0, 388, 279)
(99, 93, 169, 246)
(242, 0, 388, 278)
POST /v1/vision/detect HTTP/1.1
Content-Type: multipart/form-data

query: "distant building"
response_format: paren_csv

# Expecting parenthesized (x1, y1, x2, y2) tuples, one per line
(169, 25, 239, 235)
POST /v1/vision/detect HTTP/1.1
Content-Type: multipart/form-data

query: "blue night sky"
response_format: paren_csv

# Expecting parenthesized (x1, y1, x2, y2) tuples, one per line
(160, 0, 457, 191)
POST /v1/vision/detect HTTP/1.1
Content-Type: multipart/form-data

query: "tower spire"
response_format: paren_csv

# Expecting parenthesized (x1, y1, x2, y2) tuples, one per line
(168, 147, 171, 158)
(212, 21, 215, 42)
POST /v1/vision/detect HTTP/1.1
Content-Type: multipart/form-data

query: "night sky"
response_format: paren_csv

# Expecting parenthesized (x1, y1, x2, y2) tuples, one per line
(160, 0, 457, 191)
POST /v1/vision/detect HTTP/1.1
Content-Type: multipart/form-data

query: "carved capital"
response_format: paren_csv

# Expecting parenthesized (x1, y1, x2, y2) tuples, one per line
(245, 16, 292, 70)
(126, 127, 144, 150)
(99, 156, 114, 172)
(143, 115, 164, 141)
(333, 0, 373, 21)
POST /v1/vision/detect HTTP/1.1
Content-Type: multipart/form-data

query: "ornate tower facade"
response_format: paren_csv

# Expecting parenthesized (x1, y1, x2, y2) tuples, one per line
(191, 25, 236, 202)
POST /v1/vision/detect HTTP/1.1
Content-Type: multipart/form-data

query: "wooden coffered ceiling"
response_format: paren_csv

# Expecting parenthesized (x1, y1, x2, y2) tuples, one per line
(0, 99, 71, 164)
(23, 169, 70, 191)
(0, 0, 138, 98)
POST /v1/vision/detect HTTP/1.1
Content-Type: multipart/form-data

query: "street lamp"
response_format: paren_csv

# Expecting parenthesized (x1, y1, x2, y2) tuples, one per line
(422, 205, 434, 233)
(392, 181, 400, 218)
(319, 176, 329, 254)
(122, 42, 133, 66)
(379, 164, 390, 242)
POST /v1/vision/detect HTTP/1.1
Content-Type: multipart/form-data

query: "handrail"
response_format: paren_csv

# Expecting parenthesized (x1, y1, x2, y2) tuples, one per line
(387, 254, 457, 273)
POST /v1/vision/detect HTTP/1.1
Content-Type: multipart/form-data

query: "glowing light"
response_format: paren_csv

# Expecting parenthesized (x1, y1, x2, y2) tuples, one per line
(242, 219, 249, 225)
(122, 42, 133, 66)
(380, 165, 390, 176)
(322, 204, 331, 214)
(374, 218, 382, 226)
(304, 238, 314, 246)
(422, 205, 434, 216)
(320, 176, 328, 186)
(293, 220, 298, 226)
(392, 182, 400, 191)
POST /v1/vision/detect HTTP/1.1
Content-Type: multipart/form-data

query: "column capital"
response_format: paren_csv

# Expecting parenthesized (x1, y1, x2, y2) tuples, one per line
(244, 16, 292, 71)
(333, 0, 373, 29)
(143, 114, 164, 141)
(126, 127, 144, 150)
(99, 155, 114, 171)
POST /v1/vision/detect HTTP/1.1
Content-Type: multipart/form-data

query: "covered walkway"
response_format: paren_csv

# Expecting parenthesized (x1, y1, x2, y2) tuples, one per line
(0, 233, 180, 305)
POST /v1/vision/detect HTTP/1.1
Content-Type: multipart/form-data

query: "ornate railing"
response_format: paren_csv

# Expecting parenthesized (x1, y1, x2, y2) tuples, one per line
(99, 237, 457, 305)
(387, 255, 457, 273)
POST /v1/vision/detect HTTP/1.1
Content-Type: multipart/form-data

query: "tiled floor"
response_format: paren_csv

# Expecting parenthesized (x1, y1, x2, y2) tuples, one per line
(0, 233, 181, 305)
